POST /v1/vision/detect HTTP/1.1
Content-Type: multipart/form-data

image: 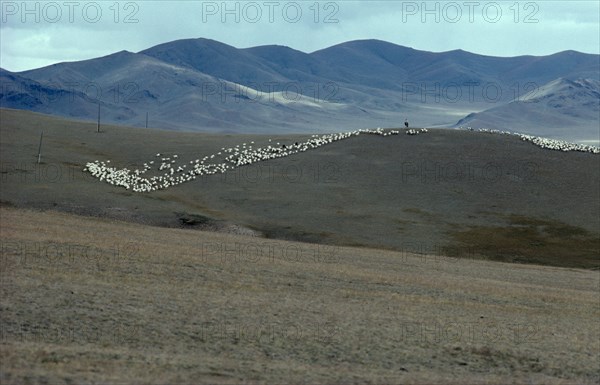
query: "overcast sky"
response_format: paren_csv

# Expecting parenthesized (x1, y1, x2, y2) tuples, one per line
(1, 0, 599, 72)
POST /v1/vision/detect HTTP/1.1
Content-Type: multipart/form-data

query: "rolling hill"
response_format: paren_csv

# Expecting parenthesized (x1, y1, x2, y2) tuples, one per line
(0, 68, 136, 122)
(1, 108, 598, 269)
(456, 78, 600, 143)
(1, 108, 599, 384)
(1, 205, 598, 384)
(2, 38, 598, 139)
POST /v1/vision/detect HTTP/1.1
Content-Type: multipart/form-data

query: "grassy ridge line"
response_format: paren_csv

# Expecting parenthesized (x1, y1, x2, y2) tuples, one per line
(1, 206, 599, 384)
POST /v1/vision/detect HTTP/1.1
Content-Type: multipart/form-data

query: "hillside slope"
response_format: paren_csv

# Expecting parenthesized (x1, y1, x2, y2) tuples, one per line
(456, 78, 600, 143)
(1, 109, 598, 268)
(1, 206, 599, 384)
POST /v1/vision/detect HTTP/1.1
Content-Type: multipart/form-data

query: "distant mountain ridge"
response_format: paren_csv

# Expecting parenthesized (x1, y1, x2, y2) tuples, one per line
(456, 77, 600, 142)
(1, 38, 598, 140)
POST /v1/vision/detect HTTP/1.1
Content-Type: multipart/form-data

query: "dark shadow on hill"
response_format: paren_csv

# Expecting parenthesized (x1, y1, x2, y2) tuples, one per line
(445, 214, 600, 269)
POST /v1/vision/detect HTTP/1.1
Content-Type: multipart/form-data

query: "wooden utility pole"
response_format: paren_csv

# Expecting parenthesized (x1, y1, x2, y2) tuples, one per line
(37, 131, 43, 164)
(97, 103, 101, 133)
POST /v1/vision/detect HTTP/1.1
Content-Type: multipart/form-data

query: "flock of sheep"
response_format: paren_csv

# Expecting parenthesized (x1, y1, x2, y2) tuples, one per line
(466, 127, 600, 153)
(84, 127, 599, 192)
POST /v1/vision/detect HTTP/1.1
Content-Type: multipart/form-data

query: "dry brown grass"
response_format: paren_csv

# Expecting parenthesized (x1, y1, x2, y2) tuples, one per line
(2, 108, 598, 270)
(1, 206, 599, 384)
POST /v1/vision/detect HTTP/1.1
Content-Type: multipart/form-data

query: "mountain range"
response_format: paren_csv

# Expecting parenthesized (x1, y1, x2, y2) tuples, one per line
(1, 38, 598, 141)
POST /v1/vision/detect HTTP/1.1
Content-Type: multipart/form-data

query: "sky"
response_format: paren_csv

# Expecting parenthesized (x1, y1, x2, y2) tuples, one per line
(1, 0, 599, 72)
